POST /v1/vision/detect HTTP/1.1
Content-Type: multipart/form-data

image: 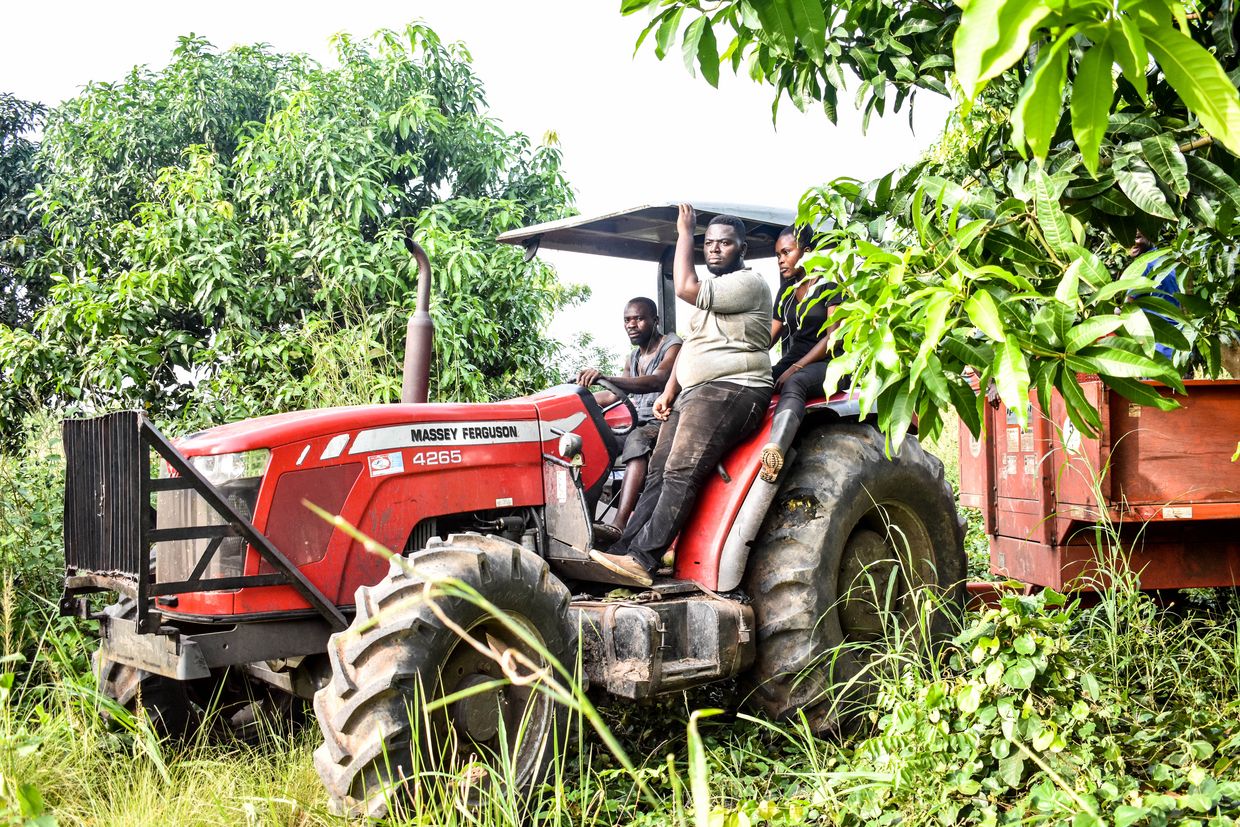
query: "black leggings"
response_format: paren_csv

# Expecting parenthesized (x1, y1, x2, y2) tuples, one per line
(772, 360, 828, 420)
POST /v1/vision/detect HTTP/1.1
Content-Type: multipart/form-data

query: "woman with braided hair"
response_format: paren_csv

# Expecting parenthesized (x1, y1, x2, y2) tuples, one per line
(760, 225, 844, 482)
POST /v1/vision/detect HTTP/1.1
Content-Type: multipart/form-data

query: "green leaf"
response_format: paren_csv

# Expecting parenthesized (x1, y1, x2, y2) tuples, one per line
(620, 0, 659, 13)
(994, 338, 1031, 414)
(948, 376, 984, 437)
(954, 0, 1053, 98)
(1066, 245, 1111, 287)
(1119, 303, 1154, 342)
(1065, 315, 1126, 352)
(1012, 32, 1072, 159)
(1054, 263, 1080, 305)
(1105, 376, 1179, 410)
(1092, 275, 1154, 304)
(1032, 167, 1074, 253)
(1074, 344, 1170, 377)
(1072, 42, 1115, 177)
(654, 7, 686, 59)
(750, 0, 798, 54)
(1032, 301, 1073, 347)
(1034, 359, 1059, 412)
(1110, 17, 1148, 99)
(1140, 134, 1189, 197)
(682, 16, 708, 75)
(1058, 368, 1104, 433)
(1091, 187, 1135, 215)
(998, 754, 1026, 787)
(1185, 154, 1240, 214)
(1115, 805, 1149, 827)
(1144, 24, 1240, 156)
(697, 18, 720, 87)
(965, 291, 1007, 341)
(1114, 158, 1176, 219)
(984, 230, 1044, 263)
(786, 0, 827, 63)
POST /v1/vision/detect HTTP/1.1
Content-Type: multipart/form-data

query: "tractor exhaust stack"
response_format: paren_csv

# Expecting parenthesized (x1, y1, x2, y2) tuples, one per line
(401, 235, 434, 404)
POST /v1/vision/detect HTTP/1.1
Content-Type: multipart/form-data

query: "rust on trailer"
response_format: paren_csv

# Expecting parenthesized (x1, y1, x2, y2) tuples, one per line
(959, 378, 1240, 591)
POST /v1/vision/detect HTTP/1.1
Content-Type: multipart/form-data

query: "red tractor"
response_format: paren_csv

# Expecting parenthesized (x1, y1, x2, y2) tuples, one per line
(61, 203, 966, 816)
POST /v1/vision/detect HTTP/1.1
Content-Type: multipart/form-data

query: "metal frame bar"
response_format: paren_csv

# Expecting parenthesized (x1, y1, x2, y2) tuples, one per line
(138, 418, 347, 631)
(61, 412, 346, 632)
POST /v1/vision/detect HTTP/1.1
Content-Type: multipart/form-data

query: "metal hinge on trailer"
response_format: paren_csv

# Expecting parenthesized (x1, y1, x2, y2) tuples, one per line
(61, 411, 347, 633)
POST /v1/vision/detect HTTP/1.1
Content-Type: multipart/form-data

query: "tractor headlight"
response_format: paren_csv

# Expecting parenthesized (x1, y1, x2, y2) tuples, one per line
(155, 449, 270, 589)
(189, 449, 270, 485)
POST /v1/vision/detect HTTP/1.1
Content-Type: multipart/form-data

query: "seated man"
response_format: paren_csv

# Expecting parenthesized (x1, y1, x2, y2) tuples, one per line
(588, 205, 774, 587)
(576, 297, 681, 535)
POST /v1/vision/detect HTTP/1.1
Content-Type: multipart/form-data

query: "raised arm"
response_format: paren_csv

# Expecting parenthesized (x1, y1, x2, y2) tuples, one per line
(673, 203, 702, 305)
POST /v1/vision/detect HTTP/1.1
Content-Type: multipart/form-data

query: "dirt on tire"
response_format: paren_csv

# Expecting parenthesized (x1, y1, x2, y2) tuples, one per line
(743, 423, 966, 733)
(313, 533, 576, 819)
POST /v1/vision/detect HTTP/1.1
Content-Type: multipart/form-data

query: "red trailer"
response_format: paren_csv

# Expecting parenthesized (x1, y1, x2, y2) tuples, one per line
(959, 377, 1240, 590)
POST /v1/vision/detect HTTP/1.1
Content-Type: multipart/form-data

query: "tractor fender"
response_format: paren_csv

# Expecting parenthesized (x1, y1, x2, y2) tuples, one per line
(715, 398, 878, 592)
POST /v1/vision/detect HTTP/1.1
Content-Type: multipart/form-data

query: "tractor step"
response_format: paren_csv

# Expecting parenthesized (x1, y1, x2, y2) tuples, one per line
(571, 593, 754, 699)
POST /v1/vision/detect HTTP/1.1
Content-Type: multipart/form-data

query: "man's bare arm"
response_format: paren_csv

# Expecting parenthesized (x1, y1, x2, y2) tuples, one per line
(577, 345, 681, 394)
(673, 203, 702, 305)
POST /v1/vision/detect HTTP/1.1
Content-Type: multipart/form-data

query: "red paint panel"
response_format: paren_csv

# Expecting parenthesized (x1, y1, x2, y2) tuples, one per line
(260, 463, 362, 572)
(1106, 380, 1240, 509)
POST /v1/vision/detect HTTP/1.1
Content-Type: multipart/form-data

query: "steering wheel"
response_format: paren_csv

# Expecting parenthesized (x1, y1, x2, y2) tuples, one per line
(593, 378, 640, 438)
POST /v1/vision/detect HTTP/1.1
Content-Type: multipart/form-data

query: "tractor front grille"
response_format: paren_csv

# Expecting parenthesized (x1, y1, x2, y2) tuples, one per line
(154, 480, 257, 584)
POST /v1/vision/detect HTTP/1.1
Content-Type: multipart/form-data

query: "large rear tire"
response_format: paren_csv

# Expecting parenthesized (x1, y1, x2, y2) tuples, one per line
(313, 533, 576, 818)
(743, 423, 966, 733)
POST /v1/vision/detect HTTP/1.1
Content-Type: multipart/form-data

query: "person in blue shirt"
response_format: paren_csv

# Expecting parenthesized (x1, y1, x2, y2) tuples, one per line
(1128, 229, 1180, 359)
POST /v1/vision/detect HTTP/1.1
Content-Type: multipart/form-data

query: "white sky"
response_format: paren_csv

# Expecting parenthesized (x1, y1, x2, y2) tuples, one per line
(1, 0, 951, 362)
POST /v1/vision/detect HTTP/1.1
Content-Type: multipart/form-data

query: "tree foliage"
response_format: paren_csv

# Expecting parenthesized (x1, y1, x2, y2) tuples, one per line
(0, 94, 46, 330)
(0, 24, 579, 435)
(624, 0, 1240, 445)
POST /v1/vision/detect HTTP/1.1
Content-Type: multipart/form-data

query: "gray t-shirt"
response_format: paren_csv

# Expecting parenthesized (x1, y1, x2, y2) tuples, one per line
(675, 267, 774, 392)
(627, 333, 682, 423)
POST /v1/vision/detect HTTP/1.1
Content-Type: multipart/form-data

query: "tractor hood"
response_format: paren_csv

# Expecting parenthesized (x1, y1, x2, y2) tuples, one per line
(176, 401, 542, 456)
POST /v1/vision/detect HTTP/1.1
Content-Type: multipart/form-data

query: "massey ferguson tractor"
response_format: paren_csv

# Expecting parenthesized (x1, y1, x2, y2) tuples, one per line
(60, 203, 966, 816)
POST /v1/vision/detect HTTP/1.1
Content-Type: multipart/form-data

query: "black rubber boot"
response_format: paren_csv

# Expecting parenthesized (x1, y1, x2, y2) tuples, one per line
(759, 409, 800, 482)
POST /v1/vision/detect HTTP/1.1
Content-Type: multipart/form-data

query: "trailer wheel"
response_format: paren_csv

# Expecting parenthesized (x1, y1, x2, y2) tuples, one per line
(94, 599, 199, 737)
(743, 423, 966, 733)
(313, 534, 575, 818)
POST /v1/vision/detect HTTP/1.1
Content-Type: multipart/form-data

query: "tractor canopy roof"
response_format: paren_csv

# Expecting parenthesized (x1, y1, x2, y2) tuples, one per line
(497, 202, 796, 263)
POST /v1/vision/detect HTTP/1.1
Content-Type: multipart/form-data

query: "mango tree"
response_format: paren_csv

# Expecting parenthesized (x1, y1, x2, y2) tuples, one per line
(623, 0, 1240, 445)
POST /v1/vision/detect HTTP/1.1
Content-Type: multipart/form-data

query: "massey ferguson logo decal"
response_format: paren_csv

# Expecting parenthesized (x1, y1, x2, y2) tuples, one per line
(348, 416, 583, 455)
(407, 424, 521, 442)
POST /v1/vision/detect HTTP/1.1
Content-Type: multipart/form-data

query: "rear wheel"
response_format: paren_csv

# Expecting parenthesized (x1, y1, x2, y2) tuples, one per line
(313, 533, 575, 818)
(743, 423, 966, 733)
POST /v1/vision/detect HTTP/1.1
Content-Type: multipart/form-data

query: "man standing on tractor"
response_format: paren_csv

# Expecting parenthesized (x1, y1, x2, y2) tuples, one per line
(576, 296, 682, 536)
(588, 204, 774, 587)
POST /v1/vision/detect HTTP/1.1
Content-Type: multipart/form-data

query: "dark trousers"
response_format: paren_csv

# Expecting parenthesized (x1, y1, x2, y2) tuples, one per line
(772, 361, 829, 422)
(611, 381, 771, 571)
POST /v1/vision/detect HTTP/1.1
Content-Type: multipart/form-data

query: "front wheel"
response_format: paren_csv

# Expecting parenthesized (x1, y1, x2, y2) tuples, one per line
(743, 423, 966, 733)
(313, 533, 576, 818)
